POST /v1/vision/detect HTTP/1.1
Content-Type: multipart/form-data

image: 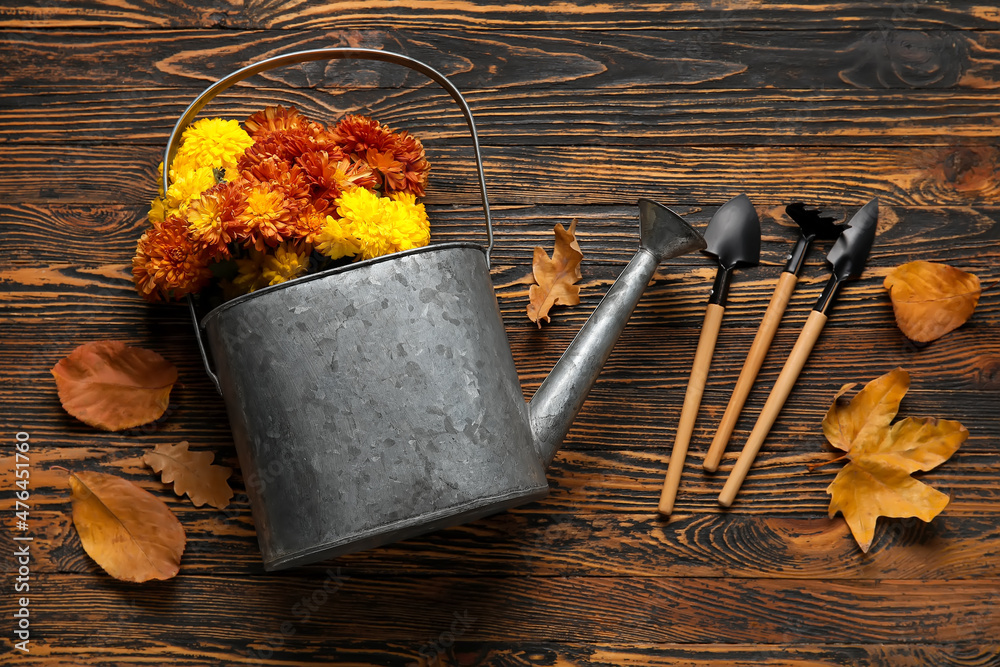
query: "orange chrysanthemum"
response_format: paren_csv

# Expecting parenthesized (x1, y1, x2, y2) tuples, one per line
(244, 105, 319, 140)
(393, 130, 430, 197)
(330, 115, 396, 157)
(187, 181, 250, 257)
(297, 150, 378, 210)
(132, 216, 213, 302)
(241, 157, 311, 212)
(238, 182, 297, 251)
(286, 204, 328, 246)
(365, 148, 407, 193)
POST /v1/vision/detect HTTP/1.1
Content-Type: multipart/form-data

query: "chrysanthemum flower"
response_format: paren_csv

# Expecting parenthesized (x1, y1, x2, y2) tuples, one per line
(330, 115, 430, 197)
(334, 187, 429, 260)
(315, 213, 361, 260)
(231, 248, 270, 295)
(364, 148, 407, 192)
(174, 118, 254, 172)
(288, 204, 329, 246)
(393, 130, 431, 197)
(297, 150, 377, 209)
(132, 216, 213, 301)
(330, 115, 396, 156)
(261, 243, 311, 286)
(163, 165, 219, 216)
(187, 181, 250, 257)
(245, 105, 321, 139)
(241, 157, 311, 212)
(238, 182, 296, 251)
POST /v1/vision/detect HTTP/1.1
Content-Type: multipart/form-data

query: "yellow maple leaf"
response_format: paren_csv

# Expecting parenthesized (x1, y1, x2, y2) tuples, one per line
(883, 260, 981, 343)
(527, 219, 583, 327)
(822, 368, 967, 552)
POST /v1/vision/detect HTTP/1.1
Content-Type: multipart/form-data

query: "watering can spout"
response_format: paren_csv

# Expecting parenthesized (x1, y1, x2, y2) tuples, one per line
(528, 200, 706, 466)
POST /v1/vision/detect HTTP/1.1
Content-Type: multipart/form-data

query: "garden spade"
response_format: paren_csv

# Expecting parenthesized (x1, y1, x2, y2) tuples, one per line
(718, 198, 879, 507)
(658, 194, 760, 516)
(702, 203, 847, 472)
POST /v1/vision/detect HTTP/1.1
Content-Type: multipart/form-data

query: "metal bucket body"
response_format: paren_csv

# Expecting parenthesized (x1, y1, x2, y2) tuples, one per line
(203, 243, 548, 570)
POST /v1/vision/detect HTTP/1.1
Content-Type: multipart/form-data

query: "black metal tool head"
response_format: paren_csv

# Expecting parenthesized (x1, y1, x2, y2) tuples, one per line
(703, 194, 761, 269)
(785, 202, 846, 242)
(826, 198, 879, 281)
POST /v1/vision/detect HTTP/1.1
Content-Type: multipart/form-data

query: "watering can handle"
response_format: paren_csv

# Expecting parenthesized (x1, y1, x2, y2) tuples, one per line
(171, 48, 496, 395)
(162, 47, 494, 260)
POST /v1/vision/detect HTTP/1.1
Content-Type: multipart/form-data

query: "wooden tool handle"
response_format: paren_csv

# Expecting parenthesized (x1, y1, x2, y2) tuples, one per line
(658, 302, 725, 516)
(718, 309, 828, 508)
(703, 271, 798, 472)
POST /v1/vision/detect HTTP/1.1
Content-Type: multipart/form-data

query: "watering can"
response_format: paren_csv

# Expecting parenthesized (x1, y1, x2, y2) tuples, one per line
(178, 48, 706, 570)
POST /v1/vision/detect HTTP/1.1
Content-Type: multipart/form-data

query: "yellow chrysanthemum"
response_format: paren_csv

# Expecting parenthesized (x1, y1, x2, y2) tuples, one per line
(164, 165, 219, 214)
(333, 187, 429, 260)
(315, 214, 360, 260)
(174, 118, 254, 172)
(261, 243, 310, 286)
(231, 248, 270, 295)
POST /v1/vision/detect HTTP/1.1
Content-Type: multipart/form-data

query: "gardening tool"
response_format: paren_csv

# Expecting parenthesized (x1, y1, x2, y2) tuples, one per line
(179, 48, 707, 570)
(718, 198, 879, 507)
(702, 203, 846, 472)
(658, 194, 760, 516)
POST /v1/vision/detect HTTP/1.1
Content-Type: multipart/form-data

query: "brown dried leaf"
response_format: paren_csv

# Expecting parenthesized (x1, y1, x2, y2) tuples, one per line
(821, 368, 967, 552)
(144, 441, 234, 509)
(51, 341, 178, 431)
(69, 471, 186, 582)
(527, 220, 583, 326)
(883, 261, 981, 342)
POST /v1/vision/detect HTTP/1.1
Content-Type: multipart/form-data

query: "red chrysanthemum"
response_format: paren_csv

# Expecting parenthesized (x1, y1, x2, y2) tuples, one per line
(296, 150, 378, 211)
(245, 105, 319, 139)
(132, 215, 213, 302)
(330, 115, 430, 197)
(330, 115, 396, 157)
(237, 128, 342, 171)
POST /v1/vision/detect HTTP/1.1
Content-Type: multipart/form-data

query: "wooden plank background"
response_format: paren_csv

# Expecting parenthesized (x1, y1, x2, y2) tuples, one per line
(1, 2, 998, 665)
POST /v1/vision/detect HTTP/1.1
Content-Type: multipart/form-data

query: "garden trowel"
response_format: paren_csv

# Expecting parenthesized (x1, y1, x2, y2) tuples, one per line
(658, 194, 760, 516)
(702, 203, 847, 472)
(718, 198, 879, 507)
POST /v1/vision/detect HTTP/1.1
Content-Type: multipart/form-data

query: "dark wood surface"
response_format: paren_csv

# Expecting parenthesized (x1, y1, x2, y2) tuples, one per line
(2, 2, 999, 665)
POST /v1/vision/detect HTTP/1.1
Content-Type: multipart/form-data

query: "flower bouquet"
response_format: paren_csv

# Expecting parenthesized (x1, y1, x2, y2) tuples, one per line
(132, 105, 432, 302)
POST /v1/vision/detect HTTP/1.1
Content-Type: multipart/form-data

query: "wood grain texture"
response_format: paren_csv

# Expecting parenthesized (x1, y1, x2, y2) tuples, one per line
(4, 1, 999, 31)
(6, 87, 1000, 146)
(4, 29, 1000, 91)
(3, 3, 999, 665)
(2, 144, 999, 206)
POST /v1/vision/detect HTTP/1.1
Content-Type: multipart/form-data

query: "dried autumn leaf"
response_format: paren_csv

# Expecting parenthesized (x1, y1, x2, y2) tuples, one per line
(527, 219, 583, 326)
(883, 260, 981, 342)
(822, 368, 967, 552)
(69, 471, 186, 582)
(52, 340, 177, 431)
(51, 341, 178, 432)
(144, 441, 234, 509)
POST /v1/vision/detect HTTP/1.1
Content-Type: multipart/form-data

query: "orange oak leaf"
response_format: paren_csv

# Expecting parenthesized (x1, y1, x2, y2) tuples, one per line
(69, 471, 186, 582)
(51, 341, 178, 432)
(821, 368, 967, 552)
(527, 219, 583, 326)
(883, 260, 981, 342)
(144, 441, 234, 509)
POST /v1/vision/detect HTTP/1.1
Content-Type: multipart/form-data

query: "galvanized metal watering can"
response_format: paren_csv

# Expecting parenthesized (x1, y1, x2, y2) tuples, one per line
(177, 48, 705, 570)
